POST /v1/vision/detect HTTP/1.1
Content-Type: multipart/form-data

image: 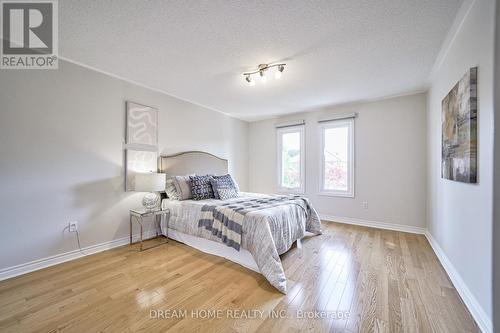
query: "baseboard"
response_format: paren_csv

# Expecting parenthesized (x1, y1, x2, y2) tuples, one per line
(424, 231, 492, 333)
(320, 214, 426, 234)
(0, 230, 158, 282)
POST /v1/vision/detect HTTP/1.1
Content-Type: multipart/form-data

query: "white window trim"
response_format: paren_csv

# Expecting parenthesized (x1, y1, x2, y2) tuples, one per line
(276, 125, 305, 194)
(319, 118, 355, 198)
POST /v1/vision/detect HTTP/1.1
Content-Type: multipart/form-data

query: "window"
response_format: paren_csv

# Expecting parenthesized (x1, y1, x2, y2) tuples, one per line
(320, 118, 354, 197)
(277, 125, 305, 193)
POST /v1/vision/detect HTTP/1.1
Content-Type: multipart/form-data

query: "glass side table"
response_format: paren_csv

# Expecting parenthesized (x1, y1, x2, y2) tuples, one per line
(129, 208, 169, 251)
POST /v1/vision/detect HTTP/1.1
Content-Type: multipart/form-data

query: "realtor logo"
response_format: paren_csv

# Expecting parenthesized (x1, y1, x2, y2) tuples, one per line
(1, 0, 58, 69)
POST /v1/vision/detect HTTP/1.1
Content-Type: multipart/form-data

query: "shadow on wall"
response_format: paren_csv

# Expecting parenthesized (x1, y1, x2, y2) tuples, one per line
(68, 149, 144, 248)
(72, 175, 127, 223)
(71, 175, 147, 248)
(0, 146, 143, 268)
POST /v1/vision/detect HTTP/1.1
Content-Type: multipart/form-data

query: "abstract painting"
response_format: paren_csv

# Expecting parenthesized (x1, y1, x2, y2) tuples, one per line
(126, 101, 158, 148)
(441, 67, 477, 183)
(125, 149, 158, 191)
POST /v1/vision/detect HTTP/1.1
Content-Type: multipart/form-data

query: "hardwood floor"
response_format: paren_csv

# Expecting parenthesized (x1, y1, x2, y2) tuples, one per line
(0, 222, 479, 332)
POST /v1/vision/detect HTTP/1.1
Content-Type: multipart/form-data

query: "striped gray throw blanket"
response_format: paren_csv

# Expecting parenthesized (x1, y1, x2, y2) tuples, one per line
(198, 195, 312, 251)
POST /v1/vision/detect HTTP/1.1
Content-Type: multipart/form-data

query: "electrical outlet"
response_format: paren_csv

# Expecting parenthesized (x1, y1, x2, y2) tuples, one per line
(362, 201, 368, 209)
(69, 221, 78, 232)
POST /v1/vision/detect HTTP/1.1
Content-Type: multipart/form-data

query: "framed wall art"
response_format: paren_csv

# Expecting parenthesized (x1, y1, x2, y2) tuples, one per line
(441, 67, 478, 183)
(126, 101, 158, 148)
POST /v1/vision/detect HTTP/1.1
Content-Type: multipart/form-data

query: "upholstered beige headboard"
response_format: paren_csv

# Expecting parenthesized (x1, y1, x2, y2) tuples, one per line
(158, 151, 228, 176)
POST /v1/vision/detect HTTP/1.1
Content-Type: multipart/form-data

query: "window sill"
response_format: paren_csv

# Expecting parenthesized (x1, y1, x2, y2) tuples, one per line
(318, 191, 354, 198)
(277, 189, 305, 195)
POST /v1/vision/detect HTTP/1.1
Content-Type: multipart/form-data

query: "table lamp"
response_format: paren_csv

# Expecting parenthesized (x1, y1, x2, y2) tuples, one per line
(134, 172, 166, 210)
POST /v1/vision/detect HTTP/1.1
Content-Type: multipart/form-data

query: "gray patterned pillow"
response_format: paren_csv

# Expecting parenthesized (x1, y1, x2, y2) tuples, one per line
(172, 175, 194, 200)
(218, 188, 239, 200)
(231, 176, 240, 192)
(210, 174, 238, 199)
(190, 175, 214, 200)
(165, 178, 180, 200)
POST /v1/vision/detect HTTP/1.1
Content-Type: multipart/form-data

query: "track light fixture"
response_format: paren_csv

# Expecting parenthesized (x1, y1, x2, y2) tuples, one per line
(243, 63, 286, 86)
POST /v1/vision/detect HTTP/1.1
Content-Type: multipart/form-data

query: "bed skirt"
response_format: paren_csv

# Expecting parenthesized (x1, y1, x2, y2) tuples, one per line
(160, 224, 260, 273)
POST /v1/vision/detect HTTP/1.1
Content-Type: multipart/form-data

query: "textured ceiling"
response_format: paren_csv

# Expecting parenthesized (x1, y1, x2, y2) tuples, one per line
(60, 0, 463, 121)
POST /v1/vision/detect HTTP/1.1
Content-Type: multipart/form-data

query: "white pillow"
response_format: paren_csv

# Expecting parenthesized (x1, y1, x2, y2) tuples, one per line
(172, 175, 195, 200)
(165, 178, 180, 200)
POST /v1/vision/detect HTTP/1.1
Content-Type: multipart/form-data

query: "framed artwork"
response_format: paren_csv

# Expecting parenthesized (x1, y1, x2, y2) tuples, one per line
(125, 149, 158, 191)
(441, 67, 477, 183)
(126, 101, 158, 148)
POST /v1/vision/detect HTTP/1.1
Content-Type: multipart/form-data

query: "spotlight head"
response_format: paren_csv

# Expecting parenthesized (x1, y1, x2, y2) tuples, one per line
(245, 75, 252, 83)
(259, 70, 267, 83)
(275, 65, 285, 79)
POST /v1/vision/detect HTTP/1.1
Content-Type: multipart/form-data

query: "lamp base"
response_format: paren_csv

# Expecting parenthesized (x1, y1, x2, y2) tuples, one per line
(142, 192, 160, 211)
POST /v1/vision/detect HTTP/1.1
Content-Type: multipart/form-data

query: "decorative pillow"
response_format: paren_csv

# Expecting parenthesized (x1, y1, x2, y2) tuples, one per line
(210, 174, 238, 199)
(190, 175, 215, 200)
(230, 176, 240, 192)
(172, 175, 194, 200)
(218, 188, 239, 200)
(210, 174, 239, 199)
(165, 178, 180, 200)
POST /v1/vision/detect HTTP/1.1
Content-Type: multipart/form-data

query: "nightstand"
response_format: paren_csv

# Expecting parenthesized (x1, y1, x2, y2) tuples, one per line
(129, 208, 169, 251)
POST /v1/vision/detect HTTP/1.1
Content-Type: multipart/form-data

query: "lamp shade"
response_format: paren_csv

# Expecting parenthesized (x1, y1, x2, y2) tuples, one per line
(134, 173, 165, 192)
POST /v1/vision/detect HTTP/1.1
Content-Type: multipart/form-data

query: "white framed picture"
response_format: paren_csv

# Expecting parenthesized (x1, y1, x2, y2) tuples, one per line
(126, 101, 158, 148)
(125, 149, 158, 191)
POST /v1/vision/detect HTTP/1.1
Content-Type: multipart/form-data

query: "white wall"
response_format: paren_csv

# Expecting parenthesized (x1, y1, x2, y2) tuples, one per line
(494, 0, 500, 329)
(426, 0, 495, 328)
(249, 93, 427, 229)
(0, 60, 248, 271)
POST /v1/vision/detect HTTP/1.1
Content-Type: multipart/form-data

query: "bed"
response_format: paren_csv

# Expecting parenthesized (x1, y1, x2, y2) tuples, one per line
(158, 151, 322, 293)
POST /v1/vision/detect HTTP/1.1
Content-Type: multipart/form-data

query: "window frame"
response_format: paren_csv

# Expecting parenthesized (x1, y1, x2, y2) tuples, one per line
(276, 125, 305, 194)
(319, 118, 355, 198)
